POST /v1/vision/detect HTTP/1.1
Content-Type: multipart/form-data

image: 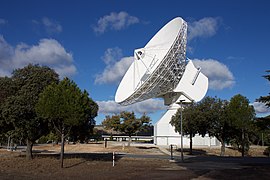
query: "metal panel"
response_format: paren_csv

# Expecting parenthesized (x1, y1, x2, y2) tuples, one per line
(119, 21, 187, 105)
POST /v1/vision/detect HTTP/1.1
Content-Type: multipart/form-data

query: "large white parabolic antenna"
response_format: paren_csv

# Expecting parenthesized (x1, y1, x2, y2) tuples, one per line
(115, 17, 208, 106)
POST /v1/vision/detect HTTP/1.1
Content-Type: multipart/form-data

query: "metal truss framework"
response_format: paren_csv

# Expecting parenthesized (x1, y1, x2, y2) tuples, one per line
(120, 21, 187, 105)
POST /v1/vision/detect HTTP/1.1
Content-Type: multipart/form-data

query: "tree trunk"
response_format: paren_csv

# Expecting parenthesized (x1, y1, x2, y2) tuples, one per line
(189, 133, 193, 155)
(60, 130, 65, 168)
(128, 135, 131, 147)
(241, 128, 244, 157)
(262, 133, 264, 146)
(220, 140, 225, 156)
(26, 139, 33, 160)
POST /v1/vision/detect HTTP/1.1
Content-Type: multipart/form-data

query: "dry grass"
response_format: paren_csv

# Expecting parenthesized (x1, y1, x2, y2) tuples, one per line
(173, 145, 268, 157)
(1, 143, 270, 179)
(31, 142, 164, 155)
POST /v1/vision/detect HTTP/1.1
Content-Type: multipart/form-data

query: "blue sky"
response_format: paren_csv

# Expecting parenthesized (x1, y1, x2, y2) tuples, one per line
(1, 0, 270, 124)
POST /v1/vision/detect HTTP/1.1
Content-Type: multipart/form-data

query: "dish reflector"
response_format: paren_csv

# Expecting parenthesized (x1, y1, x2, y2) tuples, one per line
(115, 17, 187, 105)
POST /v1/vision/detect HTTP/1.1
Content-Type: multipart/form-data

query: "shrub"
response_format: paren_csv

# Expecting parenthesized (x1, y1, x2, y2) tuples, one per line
(263, 146, 270, 157)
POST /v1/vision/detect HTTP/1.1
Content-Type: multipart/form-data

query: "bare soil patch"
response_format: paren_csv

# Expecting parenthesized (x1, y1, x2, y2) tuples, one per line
(0, 155, 196, 180)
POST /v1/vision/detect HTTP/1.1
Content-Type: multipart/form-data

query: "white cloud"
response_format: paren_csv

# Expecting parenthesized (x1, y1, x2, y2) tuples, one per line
(253, 102, 270, 114)
(192, 59, 235, 90)
(0, 35, 76, 77)
(101, 47, 123, 65)
(93, 11, 139, 34)
(42, 17, 62, 34)
(95, 56, 133, 84)
(188, 17, 220, 41)
(95, 47, 133, 84)
(32, 17, 62, 35)
(97, 98, 166, 115)
(0, 18, 7, 25)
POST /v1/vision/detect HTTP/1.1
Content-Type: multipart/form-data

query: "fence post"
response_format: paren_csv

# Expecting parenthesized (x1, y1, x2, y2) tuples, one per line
(170, 144, 174, 160)
(112, 152, 115, 167)
(104, 139, 107, 148)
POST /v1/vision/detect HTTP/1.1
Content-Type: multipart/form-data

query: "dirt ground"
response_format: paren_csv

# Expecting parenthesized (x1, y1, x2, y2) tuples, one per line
(1, 143, 270, 180)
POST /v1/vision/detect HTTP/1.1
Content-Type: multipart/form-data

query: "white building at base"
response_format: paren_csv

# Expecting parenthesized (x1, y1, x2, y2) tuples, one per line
(154, 103, 220, 147)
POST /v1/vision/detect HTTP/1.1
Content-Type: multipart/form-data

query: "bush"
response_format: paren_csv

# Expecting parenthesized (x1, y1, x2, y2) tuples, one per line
(263, 146, 270, 157)
(230, 138, 250, 156)
(38, 132, 59, 144)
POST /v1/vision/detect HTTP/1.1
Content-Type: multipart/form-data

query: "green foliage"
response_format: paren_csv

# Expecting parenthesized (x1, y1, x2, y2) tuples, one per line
(38, 132, 59, 144)
(0, 77, 16, 103)
(254, 70, 270, 147)
(36, 77, 98, 167)
(170, 97, 230, 140)
(0, 77, 17, 138)
(170, 102, 202, 154)
(228, 94, 255, 126)
(0, 64, 59, 159)
(252, 116, 270, 146)
(103, 114, 121, 131)
(36, 78, 98, 135)
(200, 97, 231, 156)
(264, 146, 270, 156)
(227, 94, 256, 156)
(170, 95, 257, 156)
(170, 102, 199, 137)
(257, 70, 270, 107)
(102, 111, 151, 146)
(90, 128, 104, 141)
(102, 111, 151, 137)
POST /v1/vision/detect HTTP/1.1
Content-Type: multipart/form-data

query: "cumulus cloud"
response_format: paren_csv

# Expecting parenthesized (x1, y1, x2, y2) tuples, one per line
(101, 47, 123, 65)
(253, 102, 270, 114)
(0, 35, 76, 77)
(192, 59, 235, 90)
(95, 47, 133, 84)
(95, 56, 133, 84)
(188, 17, 220, 41)
(32, 17, 62, 34)
(93, 11, 139, 34)
(97, 99, 166, 115)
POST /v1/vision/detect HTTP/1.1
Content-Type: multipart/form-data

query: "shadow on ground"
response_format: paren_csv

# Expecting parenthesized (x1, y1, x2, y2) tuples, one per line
(175, 148, 207, 155)
(18, 151, 122, 168)
(175, 155, 270, 179)
(137, 146, 158, 150)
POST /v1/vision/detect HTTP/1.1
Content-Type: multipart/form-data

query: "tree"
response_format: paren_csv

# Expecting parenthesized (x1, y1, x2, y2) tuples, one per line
(69, 90, 98, 143)
(36, 78, 98, 168)
(0, 77, 15, 143)
(257, 70, 270, 107)
(170, 102, 200, 155)
(1, 65, 59, 159)
(253, 116, 270, 146)
(102, 112, 151, 146)
(227, 94, 256, 157)
(198, 97, 231, 156)
(0, 77, 16, 103)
